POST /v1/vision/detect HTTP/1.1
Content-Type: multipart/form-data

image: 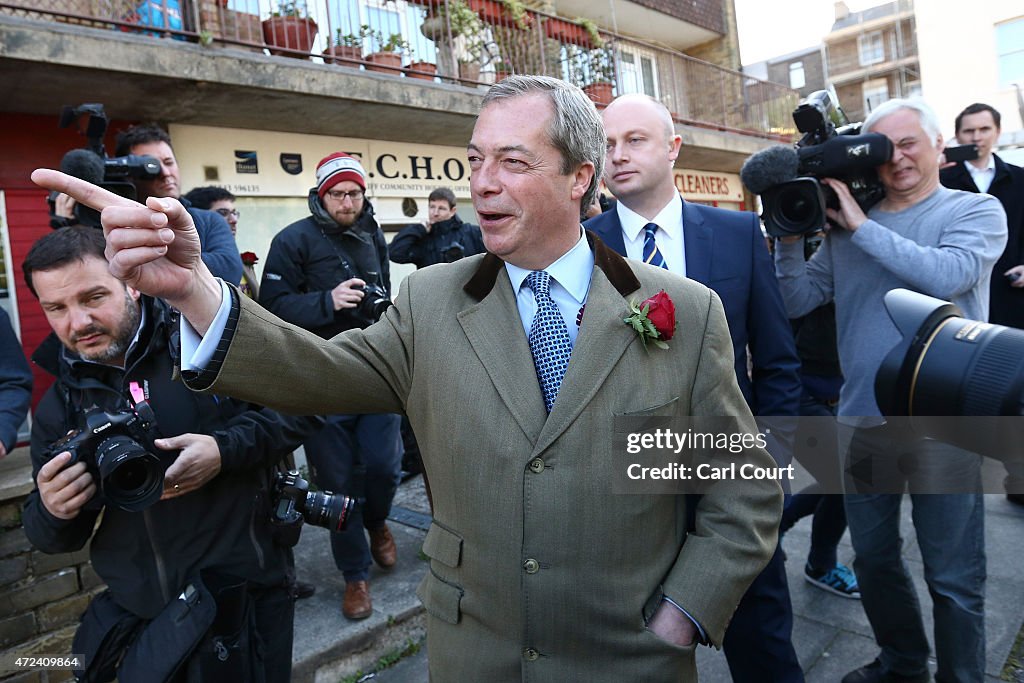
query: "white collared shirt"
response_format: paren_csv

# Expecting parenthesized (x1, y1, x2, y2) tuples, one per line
(615, 194, 686, 276)
(505, 230, 593, 347)
(965, 156, 996, 194)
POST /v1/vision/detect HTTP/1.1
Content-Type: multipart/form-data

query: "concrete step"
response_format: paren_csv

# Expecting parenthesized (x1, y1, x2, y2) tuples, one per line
(290, 475, 430, 683)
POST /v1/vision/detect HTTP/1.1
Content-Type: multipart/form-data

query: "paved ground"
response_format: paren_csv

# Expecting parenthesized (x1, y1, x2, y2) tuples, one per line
(291, 472, 1024, 682)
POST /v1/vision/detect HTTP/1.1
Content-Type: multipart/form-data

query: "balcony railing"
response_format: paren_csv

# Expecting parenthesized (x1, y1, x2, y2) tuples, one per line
(0, 0, 797, 139)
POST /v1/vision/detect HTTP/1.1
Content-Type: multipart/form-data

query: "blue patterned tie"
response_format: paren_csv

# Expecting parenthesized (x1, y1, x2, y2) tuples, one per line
(525, 271, 573, 413)
(643, 223, 669, 270)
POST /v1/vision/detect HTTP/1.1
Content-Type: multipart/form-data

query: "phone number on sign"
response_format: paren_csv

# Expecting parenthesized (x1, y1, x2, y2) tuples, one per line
(0, 654, 83, 672)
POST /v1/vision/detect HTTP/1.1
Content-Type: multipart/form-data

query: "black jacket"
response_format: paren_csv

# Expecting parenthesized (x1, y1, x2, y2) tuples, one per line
(940, 155, 1024, 328)
(259, 191, 391, 338)
(389, 214, 486, 268)
(22, 296, 321, 619)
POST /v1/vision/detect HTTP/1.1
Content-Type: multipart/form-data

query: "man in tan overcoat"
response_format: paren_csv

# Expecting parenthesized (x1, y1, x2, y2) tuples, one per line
(35, 75, 783, 682)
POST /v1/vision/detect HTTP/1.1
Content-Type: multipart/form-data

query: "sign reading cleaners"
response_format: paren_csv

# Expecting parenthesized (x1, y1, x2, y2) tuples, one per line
(672, 169, 743, 204)
(171, 124, 471, 199)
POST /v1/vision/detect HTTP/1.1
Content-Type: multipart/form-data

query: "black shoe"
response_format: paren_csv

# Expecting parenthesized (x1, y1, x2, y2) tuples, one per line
(1008, 492, 1024, 506)
(842, 659, 929, 683)
(293, 580, 316, 600)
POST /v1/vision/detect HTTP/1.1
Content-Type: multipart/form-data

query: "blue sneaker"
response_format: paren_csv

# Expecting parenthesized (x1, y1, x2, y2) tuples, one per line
(804, 563, 861, 599)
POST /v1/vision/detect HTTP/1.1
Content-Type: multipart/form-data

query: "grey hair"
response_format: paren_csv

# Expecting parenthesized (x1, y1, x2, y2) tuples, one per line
(863, 97, 942, 145)
(481, 75, 605, 213)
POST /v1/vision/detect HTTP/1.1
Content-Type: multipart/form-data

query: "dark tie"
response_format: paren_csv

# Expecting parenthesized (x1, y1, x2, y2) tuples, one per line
(643, 223, 669, 270)
(525, 271, 573, 413)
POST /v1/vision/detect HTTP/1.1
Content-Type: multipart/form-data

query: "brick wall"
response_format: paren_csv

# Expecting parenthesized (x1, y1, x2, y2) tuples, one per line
(766, 51, 826, 99)
(630, 0, 725, 35)
(0, 449, 102, 683)
(685, 0, 741, 72)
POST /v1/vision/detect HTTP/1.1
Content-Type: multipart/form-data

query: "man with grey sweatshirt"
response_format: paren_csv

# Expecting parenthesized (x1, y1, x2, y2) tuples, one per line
(773, 98, 1006, 683)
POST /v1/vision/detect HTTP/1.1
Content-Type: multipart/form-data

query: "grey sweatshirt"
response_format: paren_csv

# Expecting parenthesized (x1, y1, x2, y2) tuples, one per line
(774, 186, 1007, 419)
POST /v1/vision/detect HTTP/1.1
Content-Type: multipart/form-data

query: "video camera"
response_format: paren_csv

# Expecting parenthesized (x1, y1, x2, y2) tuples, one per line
(741, 90, 892, 237)
(49, 104, 161, 229)
(44, 402, 168, 512)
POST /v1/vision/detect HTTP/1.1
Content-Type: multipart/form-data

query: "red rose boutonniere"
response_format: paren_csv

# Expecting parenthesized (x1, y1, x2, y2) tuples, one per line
(624, 290, 676, 350)
(240, 251, 259, 266)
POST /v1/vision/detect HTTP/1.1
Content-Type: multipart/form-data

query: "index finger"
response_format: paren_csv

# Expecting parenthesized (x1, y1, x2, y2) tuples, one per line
(31, 169, 143, 213)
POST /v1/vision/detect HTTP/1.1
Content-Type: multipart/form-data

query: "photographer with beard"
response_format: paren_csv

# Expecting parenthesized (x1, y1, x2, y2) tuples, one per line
(389, 187, 486, 267)
(21, 227, 321, 682)
(258, 153, 402, 621)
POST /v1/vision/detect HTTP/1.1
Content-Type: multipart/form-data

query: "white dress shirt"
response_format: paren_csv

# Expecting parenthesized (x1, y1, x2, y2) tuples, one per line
(615, 193, 686, 276)
(965, 156, 996, 194)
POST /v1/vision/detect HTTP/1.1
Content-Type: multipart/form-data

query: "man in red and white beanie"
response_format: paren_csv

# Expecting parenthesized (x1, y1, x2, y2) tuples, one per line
(259, 151, 403, 621)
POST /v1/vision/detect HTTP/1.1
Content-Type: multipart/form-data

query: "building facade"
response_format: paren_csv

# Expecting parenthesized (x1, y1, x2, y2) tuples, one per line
(824, 0, 920, 124)
(0, 0, 797, 409)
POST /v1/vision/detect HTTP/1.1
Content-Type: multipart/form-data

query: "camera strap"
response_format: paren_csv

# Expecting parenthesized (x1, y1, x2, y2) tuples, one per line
(318, 221, 386, 291)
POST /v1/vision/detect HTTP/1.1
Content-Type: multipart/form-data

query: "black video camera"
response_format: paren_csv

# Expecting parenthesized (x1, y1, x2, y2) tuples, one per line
(353, 272, 393, 326)
(50, 104, 161, 229)
(269, 470, 357, 547)
(761, 91, 892, 237)
(44, 402, 167, 512)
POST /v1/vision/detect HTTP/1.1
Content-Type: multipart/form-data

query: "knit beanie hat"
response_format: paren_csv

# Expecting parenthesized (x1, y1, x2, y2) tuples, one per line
(316, 152, 367, 197)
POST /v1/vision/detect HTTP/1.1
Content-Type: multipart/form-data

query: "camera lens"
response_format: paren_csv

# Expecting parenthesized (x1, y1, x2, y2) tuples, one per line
(763, 178, 827, 236)
(303, 491, 356, 532)
(95, 435, 164, 511)
(876, 289, 1024, 460)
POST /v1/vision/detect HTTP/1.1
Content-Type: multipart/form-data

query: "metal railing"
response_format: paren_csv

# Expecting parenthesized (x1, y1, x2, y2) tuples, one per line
(0, 0, 798, 139)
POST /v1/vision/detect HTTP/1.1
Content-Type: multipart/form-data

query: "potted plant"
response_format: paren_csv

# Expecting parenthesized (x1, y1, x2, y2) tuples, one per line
(492, 58, 513, 81)
(581, 48, 615, 105)
(323, 26, 365, 66)
(262, 0, 319, 58)
(363, 29, 409, 74)
(404, 49, 438, 81)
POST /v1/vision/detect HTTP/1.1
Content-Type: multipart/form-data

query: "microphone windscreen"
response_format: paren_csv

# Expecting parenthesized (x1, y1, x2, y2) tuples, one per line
(59, 149, 105, 185)
(740, 145, 799, 195)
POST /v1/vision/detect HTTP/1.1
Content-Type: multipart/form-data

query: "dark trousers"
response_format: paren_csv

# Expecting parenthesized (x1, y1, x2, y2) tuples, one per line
(253, 585, 294, 683)
(781, 388, 847, 572)
(686, 499, 804, 682)
(304, 413, 403, 582)
(722, 544, 805, 683)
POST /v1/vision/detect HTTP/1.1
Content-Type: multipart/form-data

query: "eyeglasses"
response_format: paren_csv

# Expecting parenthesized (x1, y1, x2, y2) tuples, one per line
(215, 208, 241, 219)
(326, 189, 365, 202)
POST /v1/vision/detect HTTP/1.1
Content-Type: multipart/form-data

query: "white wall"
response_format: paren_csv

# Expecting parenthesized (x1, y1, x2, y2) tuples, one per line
(917, 0, 1023, 146)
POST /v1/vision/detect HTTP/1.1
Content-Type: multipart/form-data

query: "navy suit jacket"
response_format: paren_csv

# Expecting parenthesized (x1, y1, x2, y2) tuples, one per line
(586, 200, 800, 418)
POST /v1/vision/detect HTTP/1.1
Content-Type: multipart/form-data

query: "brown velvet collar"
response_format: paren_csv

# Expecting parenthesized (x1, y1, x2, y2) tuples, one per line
(462, 230, 642, 301)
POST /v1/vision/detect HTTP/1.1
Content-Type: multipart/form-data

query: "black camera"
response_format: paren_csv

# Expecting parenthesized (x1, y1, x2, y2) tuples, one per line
(44, 402, 167, 512)
(49, 104, 161, 229)
(758, 91, 892, 237)
(353, 272, 393, 326)
(269, 470, 357, 546)
(875, 289, 1024, 460)
(441, 241, 466, 263)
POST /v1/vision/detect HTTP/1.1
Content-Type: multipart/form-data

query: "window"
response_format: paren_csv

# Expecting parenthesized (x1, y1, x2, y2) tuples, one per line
(789, 61, 805, 89)
(617, 45, 659, 98)
(996, 18, 1024, 87)
(858, 31, 884, 66)
(863, 78, 889, 113)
